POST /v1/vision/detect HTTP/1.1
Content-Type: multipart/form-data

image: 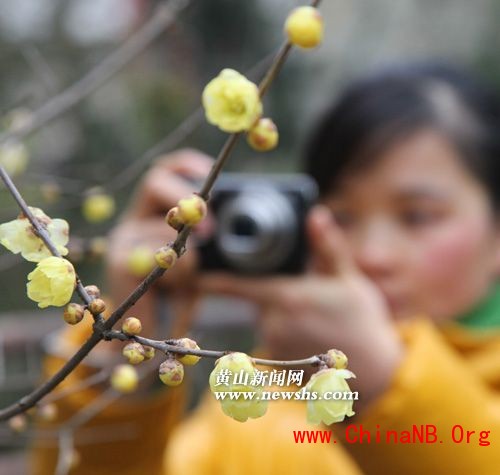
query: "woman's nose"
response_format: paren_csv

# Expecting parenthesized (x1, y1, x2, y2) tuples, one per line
(352, 220, 403, 277)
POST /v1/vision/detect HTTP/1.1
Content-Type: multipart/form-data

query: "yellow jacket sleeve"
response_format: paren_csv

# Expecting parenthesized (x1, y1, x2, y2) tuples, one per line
(343, 318, 500, 475)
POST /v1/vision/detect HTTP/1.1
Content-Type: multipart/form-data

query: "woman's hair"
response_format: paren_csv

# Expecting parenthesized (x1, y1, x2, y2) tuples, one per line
(304, 62, 500, 210)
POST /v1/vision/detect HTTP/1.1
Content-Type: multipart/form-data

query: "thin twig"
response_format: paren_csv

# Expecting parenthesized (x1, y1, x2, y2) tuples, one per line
(0, 166, 103, 326)
(105, 331, 323, 367)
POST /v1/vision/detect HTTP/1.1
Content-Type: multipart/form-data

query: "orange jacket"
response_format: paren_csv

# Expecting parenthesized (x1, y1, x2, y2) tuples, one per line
(31, 317, 500, 475)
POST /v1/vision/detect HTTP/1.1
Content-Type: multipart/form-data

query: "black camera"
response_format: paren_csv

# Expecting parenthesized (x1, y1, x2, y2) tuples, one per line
(196, 173, 318, 275)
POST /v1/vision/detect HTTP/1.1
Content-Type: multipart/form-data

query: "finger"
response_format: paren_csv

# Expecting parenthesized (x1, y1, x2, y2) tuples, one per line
(127, 150, 213, 218)
(307, 205, 355, 275)
(153, 148, 214, 179)
(196, 272, 293, 305)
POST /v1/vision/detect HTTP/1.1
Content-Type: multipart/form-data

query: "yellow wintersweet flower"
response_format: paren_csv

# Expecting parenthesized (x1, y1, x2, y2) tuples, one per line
(209, 352, 268, 422)
(305, 368, 356, 425)
(82, 193, 115, 223)
(0, 207, 69, 262)
(27, 256, 76, 308)
(0, 141, 29, 177)
(202, 69, 262, 133)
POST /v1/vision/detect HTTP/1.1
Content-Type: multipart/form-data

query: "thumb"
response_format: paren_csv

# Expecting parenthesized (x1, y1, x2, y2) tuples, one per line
(306, 205, 354, 275)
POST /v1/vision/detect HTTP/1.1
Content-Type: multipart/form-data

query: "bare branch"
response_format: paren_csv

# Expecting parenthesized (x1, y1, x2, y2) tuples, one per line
(0, 0, 190, 145)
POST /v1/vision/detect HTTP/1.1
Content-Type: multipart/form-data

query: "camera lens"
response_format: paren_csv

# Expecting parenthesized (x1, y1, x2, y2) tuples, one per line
(216, 186, 298, 273)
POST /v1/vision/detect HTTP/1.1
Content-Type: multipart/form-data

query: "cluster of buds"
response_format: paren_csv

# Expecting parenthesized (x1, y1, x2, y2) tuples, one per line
(158, 338, 201, 387)
(62, 284, 106, 325)
(8, 402, 59, 434)
(164, 195, 207, 233)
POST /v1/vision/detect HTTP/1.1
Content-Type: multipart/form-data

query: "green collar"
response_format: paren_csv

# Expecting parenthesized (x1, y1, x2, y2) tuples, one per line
(456, 283, 500, 329)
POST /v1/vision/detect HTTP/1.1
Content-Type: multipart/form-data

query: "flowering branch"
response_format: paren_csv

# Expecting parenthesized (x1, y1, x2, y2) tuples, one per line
(0, 2, 324, 423)
(105, 330, 324, 367)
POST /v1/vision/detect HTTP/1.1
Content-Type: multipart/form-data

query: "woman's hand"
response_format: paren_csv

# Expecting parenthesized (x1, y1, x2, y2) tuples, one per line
(198, 205, 405, 409)
(105, 149, 213, 338)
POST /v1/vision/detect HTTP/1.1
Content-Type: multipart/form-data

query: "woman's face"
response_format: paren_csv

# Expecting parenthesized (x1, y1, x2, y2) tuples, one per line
(324, 128, 500, 322)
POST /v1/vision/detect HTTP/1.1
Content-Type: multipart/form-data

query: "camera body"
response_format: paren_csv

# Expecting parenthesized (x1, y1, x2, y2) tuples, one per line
(197, 173, 318, 275)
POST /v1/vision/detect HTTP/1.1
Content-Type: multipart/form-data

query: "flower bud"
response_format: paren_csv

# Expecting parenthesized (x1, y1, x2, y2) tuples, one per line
(175, 338, 201, 366)
(285, 6, 323, 49)
(166, 207, 183, 231)
(122, 317, 142, 335)
(88, 237, 108, 259)
(126, 246, 155, 278)
(110, 364, 139, 393)
(247, 118, 279, 151)
(177, 195, 207, 226)
(8, 414, 27, 433)
(63, 303, 85, 325)
(324, 349, 348, 369)
(122, 342, 145, 365)
(82, 192, 115, 223)
(88, 298, 106, 315)
(37, 403, 58, 422)
(84, 284, 101, 299)
(154, 246, 177, 269)
(143, 346, 155, 360)
(159, 358, 184, 387)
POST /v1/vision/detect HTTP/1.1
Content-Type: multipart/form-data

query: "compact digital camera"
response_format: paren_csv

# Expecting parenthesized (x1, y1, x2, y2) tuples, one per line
(196, 173, 318, 275)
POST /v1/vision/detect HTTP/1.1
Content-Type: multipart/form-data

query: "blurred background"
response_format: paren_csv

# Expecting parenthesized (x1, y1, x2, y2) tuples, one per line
(1, 0, 500, 471)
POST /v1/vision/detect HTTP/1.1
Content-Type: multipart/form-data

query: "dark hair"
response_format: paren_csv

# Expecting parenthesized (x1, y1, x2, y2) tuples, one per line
(304, 62, 500, 210)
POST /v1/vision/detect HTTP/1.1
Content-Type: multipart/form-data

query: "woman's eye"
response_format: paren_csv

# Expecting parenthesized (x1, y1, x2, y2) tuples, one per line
(400, 209, 441, 227)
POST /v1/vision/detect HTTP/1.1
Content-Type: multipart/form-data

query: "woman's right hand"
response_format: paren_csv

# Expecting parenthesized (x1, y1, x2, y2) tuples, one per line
(106, 149, 214, 297)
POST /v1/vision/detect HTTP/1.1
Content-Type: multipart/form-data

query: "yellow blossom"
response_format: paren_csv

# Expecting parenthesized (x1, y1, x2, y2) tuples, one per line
(0, 141, 29, 176)
(209, 352, 268, 422)
(0, 207, 69, 262)
(305, 368, 356, 425)
(202, 69, 262, 133)
(27, 256, 76, 308)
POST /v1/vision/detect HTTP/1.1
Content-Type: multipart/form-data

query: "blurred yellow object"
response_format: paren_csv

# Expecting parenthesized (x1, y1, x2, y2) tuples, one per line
(82, 193, 115, 223)
(126, 246, 155, 277)
(0, 141, 29, 176)
(32, 318, 500, 474)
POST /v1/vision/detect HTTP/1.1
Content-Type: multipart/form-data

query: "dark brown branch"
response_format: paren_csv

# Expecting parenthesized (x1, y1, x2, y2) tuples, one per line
(0, 0, 323, 422)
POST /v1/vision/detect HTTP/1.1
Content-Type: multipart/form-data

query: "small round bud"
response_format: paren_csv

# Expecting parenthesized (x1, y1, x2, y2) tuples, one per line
(154, 246, 177, 269)
(82, 192, 115, 223)
(63, 303, 85, 325)
(122, 317, 142, 335)
(122, 342, 145, 365)
(110, 364, 139, 393)
(126, 246, 155, 278)
(84, 285, 101, 299)
(88, 236, 108, 259)
(40, 182, 61, 204)
(166, 207, 183, 231)
(88, 298, 106, 315)
(37, 403, 58, 422)
(143, 346, 155, 360)
(177, 195, 207, 226)
(175, 338, 201, 366)
(324, 349, 348, 369)
(159, 359, 184, 387)
(8, 414, 28, 433)
(285, 6, 323, 49)
(247, 118, 279, 151)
